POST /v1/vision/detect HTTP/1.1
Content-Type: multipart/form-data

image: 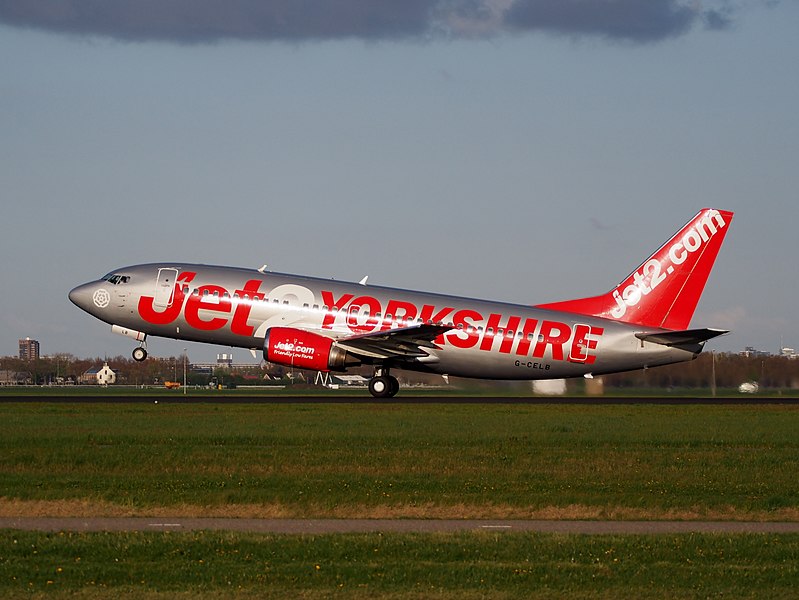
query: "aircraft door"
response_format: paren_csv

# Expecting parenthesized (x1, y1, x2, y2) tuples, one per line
(153, 268, 179, 310)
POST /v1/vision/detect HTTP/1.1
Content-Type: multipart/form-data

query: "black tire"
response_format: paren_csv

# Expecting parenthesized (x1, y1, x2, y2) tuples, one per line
(368, 376, 392, 398)
(388, 375, 400, 397)
(132, 347, 148, 362)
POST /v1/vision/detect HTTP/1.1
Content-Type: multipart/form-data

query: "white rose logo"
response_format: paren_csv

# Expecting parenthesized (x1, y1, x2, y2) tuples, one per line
(93, 289, 111, 308)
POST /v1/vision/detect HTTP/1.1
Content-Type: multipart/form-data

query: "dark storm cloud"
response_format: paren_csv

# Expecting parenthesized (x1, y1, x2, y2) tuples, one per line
(0, 0, 435, 42)
(0, 0, 752, 44)
(504, 0, 697, 42)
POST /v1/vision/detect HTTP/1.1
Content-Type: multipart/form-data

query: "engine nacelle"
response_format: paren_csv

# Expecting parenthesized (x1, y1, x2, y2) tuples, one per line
(263, 327, 352, 372)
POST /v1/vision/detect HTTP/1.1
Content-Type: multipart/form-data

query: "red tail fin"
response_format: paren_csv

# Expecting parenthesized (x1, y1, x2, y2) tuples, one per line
(535, 208, 733, 330)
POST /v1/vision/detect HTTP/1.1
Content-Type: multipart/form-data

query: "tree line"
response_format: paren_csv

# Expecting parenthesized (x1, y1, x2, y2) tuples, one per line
(1, 352, 797, 391)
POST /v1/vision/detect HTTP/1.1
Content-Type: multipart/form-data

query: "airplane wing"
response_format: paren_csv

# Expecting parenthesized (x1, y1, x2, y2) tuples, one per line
(333, 323, 454, 361)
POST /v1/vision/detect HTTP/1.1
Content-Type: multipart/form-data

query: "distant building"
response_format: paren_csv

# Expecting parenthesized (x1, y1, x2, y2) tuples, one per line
(96, 363, 116, 385)
(532, 379, 567, 396)
(80, 367, 100, 385)
(19, 338, 40, 361)
(0, 370, 29, 385)
(740, 346, 771, 358)
(332, 375, 369, 387)
(781, 347, 799, 359)
(81, 363, 116, 386)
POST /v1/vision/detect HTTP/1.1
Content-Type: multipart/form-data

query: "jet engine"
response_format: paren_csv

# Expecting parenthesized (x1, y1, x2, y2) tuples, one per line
(263, 327, 353, 371)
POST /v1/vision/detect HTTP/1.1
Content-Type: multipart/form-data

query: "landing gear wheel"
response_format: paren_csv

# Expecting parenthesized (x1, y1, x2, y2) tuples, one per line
(369, 375, 400, 398)
(132, 347, 148, 362)
(369, 376, 390, 398)
(388, 375, 400, 397)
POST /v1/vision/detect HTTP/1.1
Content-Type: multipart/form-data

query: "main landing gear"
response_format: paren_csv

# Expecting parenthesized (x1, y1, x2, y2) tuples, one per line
(368, 367, 399, 399)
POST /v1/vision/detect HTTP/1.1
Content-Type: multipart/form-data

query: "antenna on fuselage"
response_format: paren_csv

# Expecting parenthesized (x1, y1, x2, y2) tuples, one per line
(359, 275, 368, 286)
(257, 265, 268, 273)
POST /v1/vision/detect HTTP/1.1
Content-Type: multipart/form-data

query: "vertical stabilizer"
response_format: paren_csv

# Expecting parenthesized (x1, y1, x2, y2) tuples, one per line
(535, 208, 733, 330)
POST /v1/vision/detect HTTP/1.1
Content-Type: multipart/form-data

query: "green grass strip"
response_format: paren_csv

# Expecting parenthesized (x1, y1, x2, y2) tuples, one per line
(1, 530, 799, 599)
(2, 403, 799, 517)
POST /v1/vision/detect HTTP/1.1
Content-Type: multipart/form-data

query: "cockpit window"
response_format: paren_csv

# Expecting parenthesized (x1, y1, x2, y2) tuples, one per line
(102, 274, 130, 285)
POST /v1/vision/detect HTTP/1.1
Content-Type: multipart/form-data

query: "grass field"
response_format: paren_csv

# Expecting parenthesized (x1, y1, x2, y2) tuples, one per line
(2, 530, 799, 599)
(1, 401, 799, 519)
(3, 400, 799, 598)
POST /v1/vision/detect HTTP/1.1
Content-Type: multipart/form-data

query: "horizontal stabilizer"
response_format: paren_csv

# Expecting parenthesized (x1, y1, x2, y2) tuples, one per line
(635, 328, 728, 348)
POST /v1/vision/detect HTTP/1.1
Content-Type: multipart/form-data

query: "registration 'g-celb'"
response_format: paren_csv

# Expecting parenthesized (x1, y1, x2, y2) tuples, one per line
(70, 209, 733, 397)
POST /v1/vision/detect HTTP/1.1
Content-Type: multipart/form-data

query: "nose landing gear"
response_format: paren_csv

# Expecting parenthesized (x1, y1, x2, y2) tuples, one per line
(132, 345, 148, 362)
(368, 367, 399, 398)
(111, 325, 148, 362)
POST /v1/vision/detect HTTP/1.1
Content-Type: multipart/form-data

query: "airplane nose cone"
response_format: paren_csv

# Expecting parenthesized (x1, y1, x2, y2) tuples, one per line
(69, 283, 95, 311)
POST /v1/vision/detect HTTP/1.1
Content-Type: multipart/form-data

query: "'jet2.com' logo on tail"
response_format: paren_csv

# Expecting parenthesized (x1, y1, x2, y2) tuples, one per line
(610, 209, 728, 320)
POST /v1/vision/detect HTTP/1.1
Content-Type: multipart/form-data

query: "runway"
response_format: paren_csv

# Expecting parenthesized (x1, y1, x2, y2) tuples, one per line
(3, 517, 799, 534)
(1, 394, 797, 404)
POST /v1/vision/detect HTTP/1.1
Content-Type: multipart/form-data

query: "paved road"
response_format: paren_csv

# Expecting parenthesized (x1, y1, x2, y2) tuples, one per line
(3, 517, 799, 534)
(1, 395, 797, 404)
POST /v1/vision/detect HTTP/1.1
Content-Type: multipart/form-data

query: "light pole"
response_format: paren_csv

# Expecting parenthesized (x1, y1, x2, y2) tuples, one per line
(183, 349, 187, 395)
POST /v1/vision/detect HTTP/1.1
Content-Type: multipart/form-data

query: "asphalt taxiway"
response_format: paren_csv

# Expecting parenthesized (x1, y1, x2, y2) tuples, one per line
(1, 394, 797, 404)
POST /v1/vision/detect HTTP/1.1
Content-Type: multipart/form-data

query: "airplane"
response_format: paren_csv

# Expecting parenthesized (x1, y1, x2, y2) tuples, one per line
(69, 208, 733, 398)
